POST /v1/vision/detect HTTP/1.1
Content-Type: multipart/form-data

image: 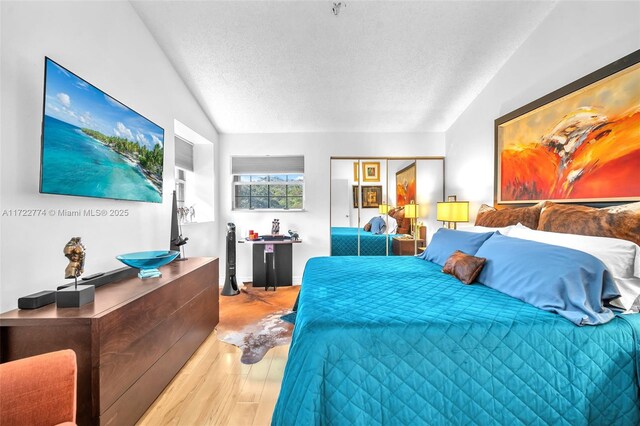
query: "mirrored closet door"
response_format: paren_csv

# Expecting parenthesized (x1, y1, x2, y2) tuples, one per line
(330, 157, 444, 256)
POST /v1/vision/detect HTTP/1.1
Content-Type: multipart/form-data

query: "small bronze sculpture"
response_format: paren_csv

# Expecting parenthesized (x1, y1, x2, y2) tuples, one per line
(63, 237, 86, 280)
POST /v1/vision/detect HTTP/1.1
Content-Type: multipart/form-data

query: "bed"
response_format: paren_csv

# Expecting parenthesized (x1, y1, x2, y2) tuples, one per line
(330, 227, 398, 256)
(272, 255, 640, 425)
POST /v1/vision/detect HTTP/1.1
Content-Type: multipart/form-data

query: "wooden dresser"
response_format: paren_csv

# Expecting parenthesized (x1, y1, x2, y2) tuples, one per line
(0, 257, 219, 426)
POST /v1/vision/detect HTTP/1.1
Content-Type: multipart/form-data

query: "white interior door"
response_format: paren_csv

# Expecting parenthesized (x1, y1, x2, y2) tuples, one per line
(330, 178, 350, 227)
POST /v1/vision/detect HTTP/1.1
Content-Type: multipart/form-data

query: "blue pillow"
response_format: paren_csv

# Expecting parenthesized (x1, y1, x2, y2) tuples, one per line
(475, 233, 619, 326)
(369, 216, 386, 235)
(418, 228, 494, 266)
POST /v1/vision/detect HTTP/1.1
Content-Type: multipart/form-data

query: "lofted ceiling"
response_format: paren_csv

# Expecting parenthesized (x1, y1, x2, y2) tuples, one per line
(132, 1, 556, 134)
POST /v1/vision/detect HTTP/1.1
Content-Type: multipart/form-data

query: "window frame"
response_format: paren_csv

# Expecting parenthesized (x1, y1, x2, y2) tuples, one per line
(232, 173, 305, 211)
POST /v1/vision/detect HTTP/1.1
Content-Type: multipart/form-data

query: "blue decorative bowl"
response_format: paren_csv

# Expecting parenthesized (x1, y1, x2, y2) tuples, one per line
(116, 250, 180, 279)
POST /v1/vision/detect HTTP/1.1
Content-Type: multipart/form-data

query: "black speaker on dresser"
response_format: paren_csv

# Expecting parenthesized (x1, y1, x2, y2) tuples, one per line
(221, 222, 240, 296)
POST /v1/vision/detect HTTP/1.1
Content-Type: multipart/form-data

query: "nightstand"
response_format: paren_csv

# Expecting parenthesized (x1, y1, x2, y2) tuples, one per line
(392, 237, 426, 256)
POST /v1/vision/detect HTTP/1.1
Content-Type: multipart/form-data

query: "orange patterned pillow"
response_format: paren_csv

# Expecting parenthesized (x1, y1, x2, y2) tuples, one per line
(538, 202, 640, 246)
(442, 250, 487, 285)
(475, 201, 547, 229)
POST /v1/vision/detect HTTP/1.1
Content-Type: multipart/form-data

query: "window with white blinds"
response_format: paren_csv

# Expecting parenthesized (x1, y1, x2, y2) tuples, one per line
(175, 137, 194, 172)
(232, 156, 305, 210)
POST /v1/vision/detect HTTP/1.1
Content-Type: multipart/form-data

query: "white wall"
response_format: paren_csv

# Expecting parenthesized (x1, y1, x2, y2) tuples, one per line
(445, 1, 640, 222)
(0, 1, 219, 311)
(219, 133, 445, 283)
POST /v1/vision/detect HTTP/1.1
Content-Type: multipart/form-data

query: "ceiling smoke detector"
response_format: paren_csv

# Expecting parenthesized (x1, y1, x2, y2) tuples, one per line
(332, 2, 345, 16)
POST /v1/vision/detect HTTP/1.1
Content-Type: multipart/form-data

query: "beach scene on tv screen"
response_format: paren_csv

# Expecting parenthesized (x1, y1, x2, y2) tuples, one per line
(41, 58, 164, 203)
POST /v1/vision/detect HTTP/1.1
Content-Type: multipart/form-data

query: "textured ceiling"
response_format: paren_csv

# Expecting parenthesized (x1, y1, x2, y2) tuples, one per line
(132, 1, 555, 133)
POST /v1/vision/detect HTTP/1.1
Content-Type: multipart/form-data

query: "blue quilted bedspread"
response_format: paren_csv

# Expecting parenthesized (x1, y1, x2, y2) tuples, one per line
(331, 227, 396, 256)
(272, 256, 640, 425)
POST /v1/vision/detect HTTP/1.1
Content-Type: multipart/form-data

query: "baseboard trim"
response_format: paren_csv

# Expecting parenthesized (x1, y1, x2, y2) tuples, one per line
(219, 276, 301, 286)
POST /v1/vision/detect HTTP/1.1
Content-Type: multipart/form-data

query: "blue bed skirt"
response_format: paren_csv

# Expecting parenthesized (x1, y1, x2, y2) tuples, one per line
(272, 256, 640, 425)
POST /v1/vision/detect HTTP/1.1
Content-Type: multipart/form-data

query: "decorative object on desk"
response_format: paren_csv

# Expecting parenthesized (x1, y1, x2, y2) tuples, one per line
(495, 50, 640, 204)
(288, 230, 300, 241)
(362, 161, 380, 182)
(217, 284, 300, 364)
(222, 223, 240, 296)
(63, 237, 85, 279)
(437, 195, 469, 230)
(396, 162, 416, 206)
(361, 186, 382, 208)
(271, 218, 280, 235)
(116, 250, 179, 279)
(176, 205, 196, 224)
(57, 237, 94, 308)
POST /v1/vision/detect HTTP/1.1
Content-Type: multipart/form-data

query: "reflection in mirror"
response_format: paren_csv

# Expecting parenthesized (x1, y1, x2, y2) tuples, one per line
(357, 160, 389, 256)
(416, 159, 445, 254)
(330, 159, 391, 256)
(330, 159, 360, 255)
(387, 159, 418, 256)
(331, 157, 443, 256)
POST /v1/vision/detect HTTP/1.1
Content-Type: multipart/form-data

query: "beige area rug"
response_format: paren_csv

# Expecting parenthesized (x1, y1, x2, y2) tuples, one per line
(217, 284, 299, 364)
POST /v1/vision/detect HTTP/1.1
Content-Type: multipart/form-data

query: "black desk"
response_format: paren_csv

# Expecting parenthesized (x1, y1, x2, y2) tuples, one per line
(239, 239, 301, 288)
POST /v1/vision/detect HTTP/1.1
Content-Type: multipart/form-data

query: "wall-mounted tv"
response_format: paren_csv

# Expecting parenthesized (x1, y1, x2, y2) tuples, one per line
(40, 57, 164, 203)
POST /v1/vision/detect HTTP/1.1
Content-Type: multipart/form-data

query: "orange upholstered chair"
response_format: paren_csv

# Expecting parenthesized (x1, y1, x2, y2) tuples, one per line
(0, 349, 77, 426)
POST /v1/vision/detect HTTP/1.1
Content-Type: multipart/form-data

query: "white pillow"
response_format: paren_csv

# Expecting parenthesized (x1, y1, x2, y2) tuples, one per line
(503, 223, 640, 311)
(458, 225, 515, 234)
(610, 277, 640, 313)
(387, 216, 398, 234)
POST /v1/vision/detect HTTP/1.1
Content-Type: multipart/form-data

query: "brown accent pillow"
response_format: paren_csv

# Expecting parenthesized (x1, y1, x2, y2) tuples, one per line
(363, 223, 372, 232)
(475, 201, 547, 229)
(538, 202, 640, 246)
(442, 251, 486, 285)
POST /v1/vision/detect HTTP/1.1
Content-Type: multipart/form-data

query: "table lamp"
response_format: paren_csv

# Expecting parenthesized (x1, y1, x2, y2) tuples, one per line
(436, 196, 469, 229)
(404, 201, 418, 237)
(379, 203, 390, 215)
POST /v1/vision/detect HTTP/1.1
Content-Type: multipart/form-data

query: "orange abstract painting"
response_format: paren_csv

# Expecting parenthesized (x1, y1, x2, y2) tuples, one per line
(396, 162, 416, 206)
(496, 55, 640, 204)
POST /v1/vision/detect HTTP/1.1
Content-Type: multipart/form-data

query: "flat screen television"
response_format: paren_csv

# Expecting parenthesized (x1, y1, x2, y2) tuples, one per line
(40, 57, 164, 203)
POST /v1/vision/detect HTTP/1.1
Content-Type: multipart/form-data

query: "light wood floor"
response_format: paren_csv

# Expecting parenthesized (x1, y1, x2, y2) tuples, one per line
(137, 331, 289, 426)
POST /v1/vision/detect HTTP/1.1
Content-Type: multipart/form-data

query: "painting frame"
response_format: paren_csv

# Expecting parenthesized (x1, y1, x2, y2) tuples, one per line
(362, 162, 380, 182)
(495, 49, 640, 206)
(361, 186, 382, 208)
(353, 162, 359, 182)
(352, 185, 359, 208)
(395, 162, 416, 207)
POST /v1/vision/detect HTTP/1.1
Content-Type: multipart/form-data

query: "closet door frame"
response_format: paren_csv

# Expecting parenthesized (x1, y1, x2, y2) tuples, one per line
(329, 156, 446, 256)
